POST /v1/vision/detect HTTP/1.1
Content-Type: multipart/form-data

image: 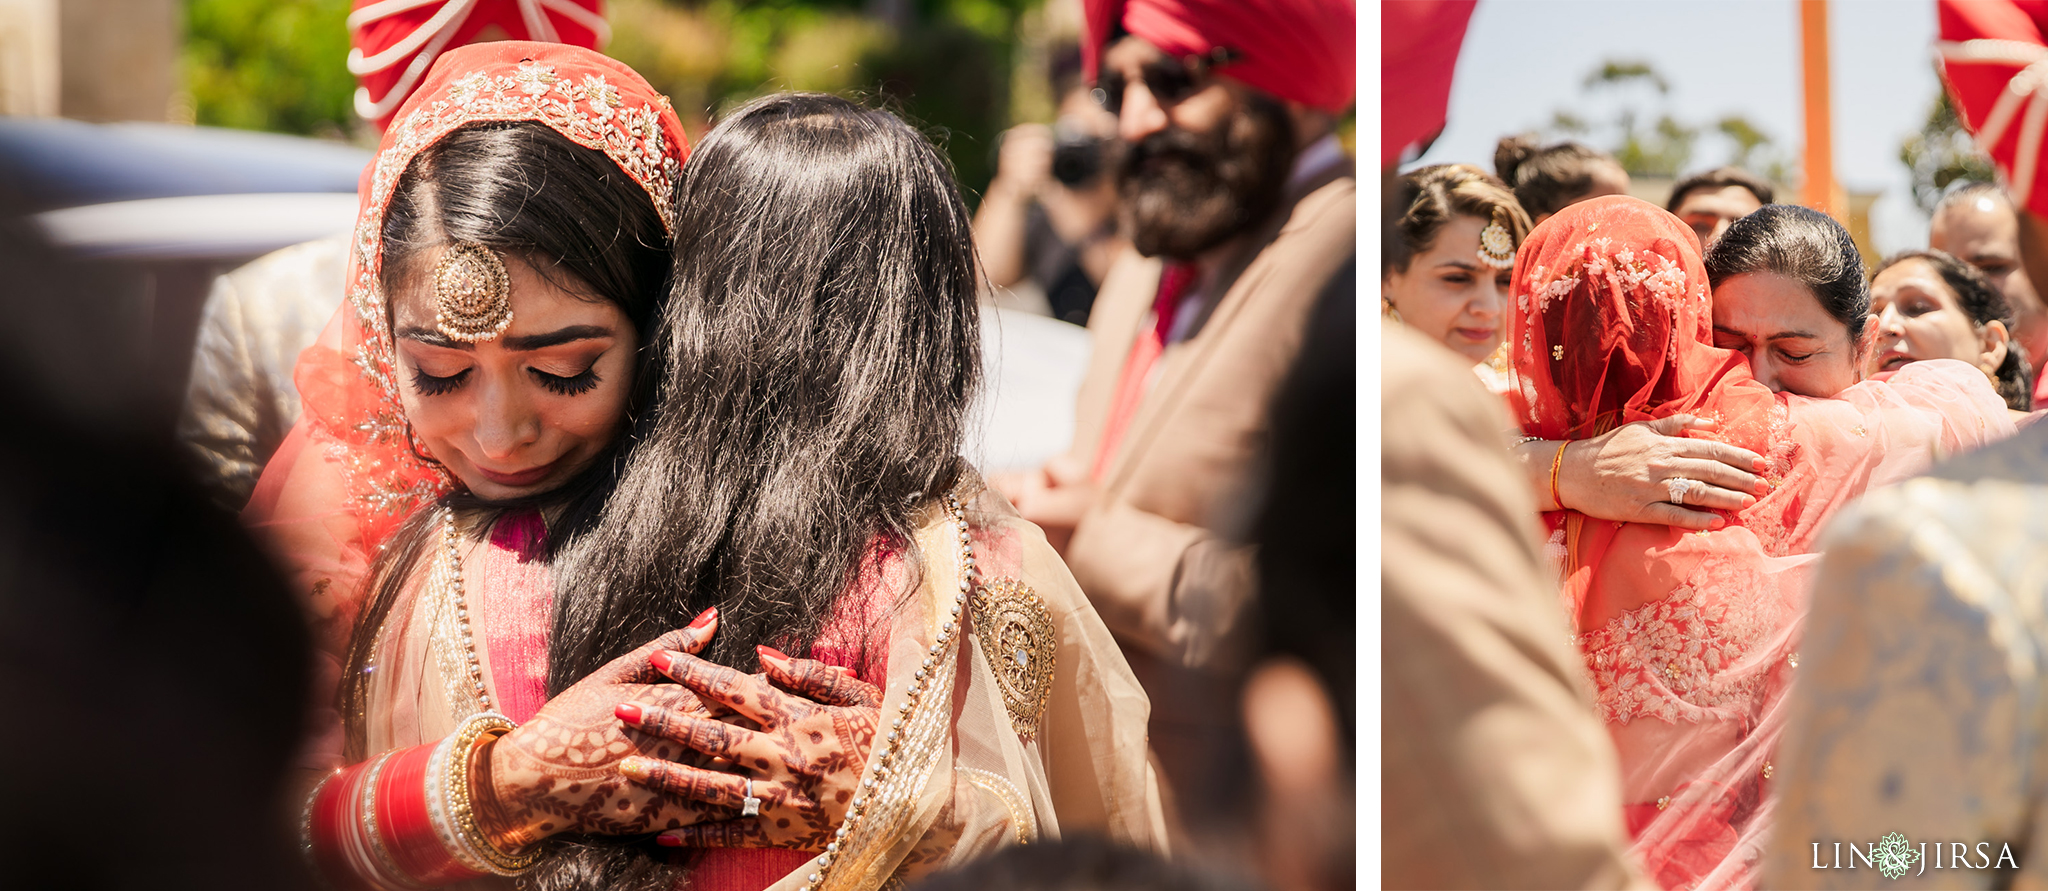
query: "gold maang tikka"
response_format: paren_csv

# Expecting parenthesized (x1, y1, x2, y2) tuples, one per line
(433, 243, 513, 342)
(1477, 209, 1517, 270)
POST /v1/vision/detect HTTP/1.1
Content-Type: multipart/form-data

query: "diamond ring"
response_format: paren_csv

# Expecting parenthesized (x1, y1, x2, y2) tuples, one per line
(1666, 477, 1696, 505)
(741, 778, 762, 817)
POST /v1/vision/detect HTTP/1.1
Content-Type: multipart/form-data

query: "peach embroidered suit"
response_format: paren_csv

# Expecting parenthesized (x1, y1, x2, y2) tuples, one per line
(1510, 197, 2013, 889)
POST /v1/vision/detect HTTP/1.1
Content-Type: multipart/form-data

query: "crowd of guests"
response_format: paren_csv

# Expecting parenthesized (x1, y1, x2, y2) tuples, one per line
(0, 1, 1357, 890)
(1386, 121, 2048, 888)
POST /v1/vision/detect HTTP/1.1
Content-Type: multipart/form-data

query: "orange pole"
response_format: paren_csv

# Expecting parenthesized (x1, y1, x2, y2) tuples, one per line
(1800, 0, 1839, 217)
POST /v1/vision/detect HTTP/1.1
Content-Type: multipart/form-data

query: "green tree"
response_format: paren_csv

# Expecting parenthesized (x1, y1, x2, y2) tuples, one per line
(1900, 88, 1996, 213)
(605, 0, 1032, 197)
(182, 0, 356, 139)
(1545, 59, 1790, 183)
(1570, 59, 1695, 177)
(178, 0, 1032, 195)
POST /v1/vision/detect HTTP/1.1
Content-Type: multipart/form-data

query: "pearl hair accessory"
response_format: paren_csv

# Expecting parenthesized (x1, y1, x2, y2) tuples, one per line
(1478, 219, 1517, 270)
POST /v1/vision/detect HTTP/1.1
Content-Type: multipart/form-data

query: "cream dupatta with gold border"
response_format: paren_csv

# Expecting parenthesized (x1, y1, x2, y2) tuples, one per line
(788, 483, 1170, 889)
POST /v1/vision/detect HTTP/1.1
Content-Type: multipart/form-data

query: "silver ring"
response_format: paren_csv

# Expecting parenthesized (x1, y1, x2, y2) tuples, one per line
(1666, 477, 1696, 504)
(741, 778, 762, 817)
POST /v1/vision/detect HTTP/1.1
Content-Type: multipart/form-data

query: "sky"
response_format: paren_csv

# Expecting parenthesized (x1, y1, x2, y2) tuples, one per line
(1406, 0, 1945, 254)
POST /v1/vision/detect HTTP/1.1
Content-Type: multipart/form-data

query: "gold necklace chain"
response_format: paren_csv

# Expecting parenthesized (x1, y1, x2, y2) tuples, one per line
(437, 507, 497, 715)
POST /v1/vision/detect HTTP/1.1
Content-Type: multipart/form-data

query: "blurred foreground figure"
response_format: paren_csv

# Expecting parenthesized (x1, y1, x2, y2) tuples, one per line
(1244, 267, 1352, 891)
(909, 834, 1241, 891)
(995, 0, 1353, 861)
(1762, 424, 2048, 888)
(1382, 324, 1645, 891)
(1930, 182, 2048, 407)
(0, 189, 312, 888)
(176, 0, 604, 508)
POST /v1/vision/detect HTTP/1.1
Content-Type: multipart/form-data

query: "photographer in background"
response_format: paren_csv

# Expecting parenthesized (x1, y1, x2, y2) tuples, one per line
(975, 43, 1128, 325)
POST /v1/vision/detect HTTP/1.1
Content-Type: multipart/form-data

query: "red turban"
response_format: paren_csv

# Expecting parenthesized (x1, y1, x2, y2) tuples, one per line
(348, 0, 607, 131)
(1081, 0, 1356, 114)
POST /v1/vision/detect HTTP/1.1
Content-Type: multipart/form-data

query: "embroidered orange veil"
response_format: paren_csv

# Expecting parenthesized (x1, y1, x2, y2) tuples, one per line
(1509, 196, 2014, 889)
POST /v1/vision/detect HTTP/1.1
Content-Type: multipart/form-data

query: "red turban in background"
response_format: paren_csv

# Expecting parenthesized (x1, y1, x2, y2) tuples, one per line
(349, 0, 607, 130)
(1937, 0, 2048, 217)
(1080, 0, 1356, 114)
(1381, 0, 1476, 169)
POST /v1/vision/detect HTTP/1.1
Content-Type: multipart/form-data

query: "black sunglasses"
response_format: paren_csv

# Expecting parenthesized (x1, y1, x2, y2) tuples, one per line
(1093, 46, 1240, 114)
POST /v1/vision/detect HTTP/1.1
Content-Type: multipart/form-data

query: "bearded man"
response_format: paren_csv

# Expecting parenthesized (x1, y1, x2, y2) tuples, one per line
(991, 0, 1354, 853)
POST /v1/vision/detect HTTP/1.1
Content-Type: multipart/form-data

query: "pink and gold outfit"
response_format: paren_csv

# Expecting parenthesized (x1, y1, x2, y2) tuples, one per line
(246, 40, 1163, 891)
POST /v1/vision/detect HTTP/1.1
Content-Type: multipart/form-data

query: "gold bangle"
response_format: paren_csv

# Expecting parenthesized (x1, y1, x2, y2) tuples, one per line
(1549, 441, 1569, 510)
(429, 712, 539, 876)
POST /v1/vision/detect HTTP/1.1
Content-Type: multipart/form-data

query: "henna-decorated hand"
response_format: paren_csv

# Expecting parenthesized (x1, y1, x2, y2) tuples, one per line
(616, 645, 881, 852)
(470, 608, 732, 851)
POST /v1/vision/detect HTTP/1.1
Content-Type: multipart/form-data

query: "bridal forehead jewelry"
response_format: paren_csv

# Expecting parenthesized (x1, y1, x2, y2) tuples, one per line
(1478, 213, 1516, 270)
(434, 243, 513, 342)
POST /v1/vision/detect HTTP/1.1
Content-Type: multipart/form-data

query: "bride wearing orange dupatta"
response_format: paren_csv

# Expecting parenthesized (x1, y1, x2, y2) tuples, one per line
(1509, 196, 2011, 889)
(246, 42, 1161, 891)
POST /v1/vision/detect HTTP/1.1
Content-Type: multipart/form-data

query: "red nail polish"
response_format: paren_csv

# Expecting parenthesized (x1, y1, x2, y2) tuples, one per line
(655, 834, 683, 847)
(757, 645, 791, 663)
(689, 607, 718, 630)
(650, 650, 674, 673)
(616, 703, 643, 724)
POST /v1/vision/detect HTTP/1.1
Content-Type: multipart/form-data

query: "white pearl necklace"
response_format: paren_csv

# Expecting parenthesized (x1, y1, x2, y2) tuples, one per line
(798, 493, 976, 891)
(437, 507, 496, 715)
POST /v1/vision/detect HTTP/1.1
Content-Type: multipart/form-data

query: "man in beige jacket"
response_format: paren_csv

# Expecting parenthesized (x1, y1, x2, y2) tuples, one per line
(993, 0, 1353, 856)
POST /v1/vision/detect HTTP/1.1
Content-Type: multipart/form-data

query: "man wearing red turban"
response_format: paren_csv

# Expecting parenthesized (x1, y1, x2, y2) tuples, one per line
(177, 0, 608, 510)
(991, 0, 1355, 857)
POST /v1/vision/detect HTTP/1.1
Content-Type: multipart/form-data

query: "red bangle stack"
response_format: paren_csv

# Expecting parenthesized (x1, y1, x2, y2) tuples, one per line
(305, 745, 487, 890)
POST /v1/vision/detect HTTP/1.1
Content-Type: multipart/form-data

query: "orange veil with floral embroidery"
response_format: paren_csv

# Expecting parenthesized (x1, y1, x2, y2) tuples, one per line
(1508, 196, 2013, 889)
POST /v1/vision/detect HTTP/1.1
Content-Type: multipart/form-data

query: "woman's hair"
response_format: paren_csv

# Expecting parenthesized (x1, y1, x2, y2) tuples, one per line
(1385, 163, 1531, 276)
(338, 121, 671, 759)
(1493, 134, 1619, 219)
(1874, 248, 2032, 410)
(545, 100, 979, 887)
(1704, 204, 1871, 345)
(553, 91, 981, 684)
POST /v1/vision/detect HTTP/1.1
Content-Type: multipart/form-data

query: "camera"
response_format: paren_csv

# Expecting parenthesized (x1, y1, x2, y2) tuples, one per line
(1051, 126, 1110, 188)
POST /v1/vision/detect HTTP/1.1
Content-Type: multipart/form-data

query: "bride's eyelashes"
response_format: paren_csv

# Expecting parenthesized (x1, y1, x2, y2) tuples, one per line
(532, 366, 601, 396)
(407, 365, 602, 397)
(411, 367, 469, 396)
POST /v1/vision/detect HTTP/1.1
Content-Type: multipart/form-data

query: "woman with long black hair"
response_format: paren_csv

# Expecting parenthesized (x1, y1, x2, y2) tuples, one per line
(246, 43, 794, 890)
(554, 92, 1166, 889)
